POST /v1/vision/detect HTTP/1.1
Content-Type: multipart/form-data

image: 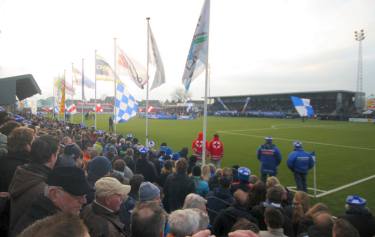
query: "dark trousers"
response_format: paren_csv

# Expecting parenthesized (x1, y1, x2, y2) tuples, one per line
(294, 172, 307, 192)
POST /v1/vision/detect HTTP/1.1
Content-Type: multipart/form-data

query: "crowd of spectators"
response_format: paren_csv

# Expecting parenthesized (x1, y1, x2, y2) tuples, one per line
(0, 110, 374, 237)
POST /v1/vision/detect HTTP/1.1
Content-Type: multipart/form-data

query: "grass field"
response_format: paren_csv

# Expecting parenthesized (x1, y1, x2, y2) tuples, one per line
(72, 114, 375, 215)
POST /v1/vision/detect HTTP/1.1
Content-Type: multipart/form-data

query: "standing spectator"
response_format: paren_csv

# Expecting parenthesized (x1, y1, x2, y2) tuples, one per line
(135, 148, 158, 183)
(332, 218, 360, 237)
(290, 191, 310, 235)
(86, 156, 112, 204)
(257, 137, 282, 182)
(108, 116, 114, 133)
(192, 132, 208, 165)
(259, 208, 288, 237)
(131, 201, 167, 237)
(208, 134, 224, 168)
(163, 158, 195, 212)
(11, 167, 90, 236)
(139, 181, 161, 204)
(231, 167, 252, 193)
(8, 135, 59, 235)
(191, 166, 209, 197)
(81, 177, 130, 237)
(55, 143, 82, 168)
(287, 141, 315, 192)
(340, 195, 375, 237)
(160, 142, 173, 157)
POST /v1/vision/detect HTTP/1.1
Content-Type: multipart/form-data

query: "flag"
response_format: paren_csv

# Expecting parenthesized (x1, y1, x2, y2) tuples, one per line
(96, 54, 114, 81)
(95, 104, 103, 113)
(115, 81, 138, 123)
(291, 96, 315, 118)
(182, 0, 210, 91)
(148, 26, 165, 90)
(147, 106, 154, 113)
(59, 77, 66, 115)
(67, 104, 77, 114)
(73, 66, 95, 89)
(117, 46, 147, 89)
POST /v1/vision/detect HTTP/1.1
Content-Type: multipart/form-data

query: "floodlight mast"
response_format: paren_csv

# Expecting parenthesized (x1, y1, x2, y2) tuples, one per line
(354, 29, 365, 93)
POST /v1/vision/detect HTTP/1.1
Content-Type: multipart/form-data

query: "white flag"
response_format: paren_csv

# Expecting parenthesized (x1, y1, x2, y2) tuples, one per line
(148, 25, 166, 90)
(182, 0, 210, 91)
(117, 46, 147, 89)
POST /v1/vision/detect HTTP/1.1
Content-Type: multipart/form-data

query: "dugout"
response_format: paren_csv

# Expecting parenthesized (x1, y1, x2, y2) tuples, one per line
(209, 90, 365, 120)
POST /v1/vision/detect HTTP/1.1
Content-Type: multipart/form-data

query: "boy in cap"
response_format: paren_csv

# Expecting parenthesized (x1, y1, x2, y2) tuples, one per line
(81, 177, 130, 237)
(257, 137, 282, 182)
(11, 167, 90, 236)
(287, 141, 315, 192)
(231, 167, 252, 193)
(341, 195, 375, 237)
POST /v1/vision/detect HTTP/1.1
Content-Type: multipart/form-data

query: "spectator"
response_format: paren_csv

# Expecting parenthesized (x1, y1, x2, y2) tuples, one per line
(131, 201, 167, 237)
(11, 167, 90, 236)
(8, 135, 58, 235)
(0, 120, 21, 136)
(139, 181, 161, 203)
(86, 156, 112, 203)
(340, 195, 375, 237)
(183, 193, 208, 212)
(191, 166, 209, 197)
(231, 167, 252, 193)
(259, 208, 287, 237)
(112, 159, 133, 184)
(135, 148, 158, 183)
(230, 218, 260, 233)
(168, 208, 209, 237)
(208, 134, 224, 168)
(18, 213, 90, 237)
(160, 142, 173, 157)
(256, 137, 282, 183)
(332, 218, 360, 237)
(163, 158, 195, 212)
(81, 177, 130, 237)
(159, 160, 174, 187)
(202, 164, 216, 182)
(287, 141, 315, 192)
(297, 202, 330, 235)
(248, 181, 267, 209)
(307, 211, 334, 237)
(55, 143, 82, 168)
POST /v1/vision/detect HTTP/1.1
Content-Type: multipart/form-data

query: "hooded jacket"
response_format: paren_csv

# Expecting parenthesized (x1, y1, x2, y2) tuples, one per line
(192, 132, 208, 159)
(287, 148, 314, 174)
(8, 163, 52, 234)
(208, 136, 224, 160)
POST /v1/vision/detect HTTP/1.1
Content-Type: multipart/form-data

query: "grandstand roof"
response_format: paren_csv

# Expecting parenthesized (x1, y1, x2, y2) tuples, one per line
(209, 90, 364, 98)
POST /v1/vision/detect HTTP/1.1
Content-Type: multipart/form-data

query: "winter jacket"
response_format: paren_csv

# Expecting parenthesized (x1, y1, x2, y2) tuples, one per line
(206, 187, 234, 224)
(0, 150, 31, 192)
(341, 207, 375, 237)
(160, 145, 173, 157)
(208, 137, 224, 160)
(257, 144, 282, 175)
(163, 172, 195, 212)
(135, 158, 158, 183)
(8, 163, 52, 235)
(287, 149, 315, 174)
(81, 201, 127, 237)
(192, 132, 208, 160)
(11, 195, 59, 237)
(0, 133, 7, 158)
(119, 192, 138, 233)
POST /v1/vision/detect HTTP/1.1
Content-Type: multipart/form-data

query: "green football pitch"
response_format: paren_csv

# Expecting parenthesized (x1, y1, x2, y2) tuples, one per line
(71, 114, 375, 215)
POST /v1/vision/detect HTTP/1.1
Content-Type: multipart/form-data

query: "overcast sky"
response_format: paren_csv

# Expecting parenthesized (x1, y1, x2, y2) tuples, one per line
(0, 0, 374, 101)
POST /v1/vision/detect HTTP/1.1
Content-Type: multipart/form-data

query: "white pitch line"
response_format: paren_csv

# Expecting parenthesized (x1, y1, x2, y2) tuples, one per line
(218, 130, 375, 151)
(220, 124, 328, 132)
(316, 174, 375, 198)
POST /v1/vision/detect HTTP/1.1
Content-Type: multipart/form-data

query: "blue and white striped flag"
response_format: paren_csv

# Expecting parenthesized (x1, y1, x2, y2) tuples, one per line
(115, 82, 138, 123)
(291, 96, 315, 118)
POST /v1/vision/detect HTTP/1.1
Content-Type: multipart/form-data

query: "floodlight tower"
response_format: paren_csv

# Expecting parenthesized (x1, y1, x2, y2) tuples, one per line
(354, 29, 365, 93)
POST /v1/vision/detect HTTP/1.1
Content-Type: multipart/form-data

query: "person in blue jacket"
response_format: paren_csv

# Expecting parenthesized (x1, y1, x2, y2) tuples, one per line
(287, 141, 315, 192)
(257, 137, 282, 182)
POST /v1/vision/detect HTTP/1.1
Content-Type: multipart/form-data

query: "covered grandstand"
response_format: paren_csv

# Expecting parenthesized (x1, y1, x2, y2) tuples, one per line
(209, 90, 366, 120)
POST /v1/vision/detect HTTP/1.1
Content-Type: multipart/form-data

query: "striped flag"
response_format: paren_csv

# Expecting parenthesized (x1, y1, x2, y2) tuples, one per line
(182, 0, 210, 91)
(148, 25, 165, 90)
(291, 96, 315, 118)
(73, 66, 95, 89)
(117, 46, 147, 89)
(96, 54, 114, 81)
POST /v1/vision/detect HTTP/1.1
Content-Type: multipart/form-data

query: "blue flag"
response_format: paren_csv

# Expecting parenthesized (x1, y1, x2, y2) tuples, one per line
(291, 96, 315, 118)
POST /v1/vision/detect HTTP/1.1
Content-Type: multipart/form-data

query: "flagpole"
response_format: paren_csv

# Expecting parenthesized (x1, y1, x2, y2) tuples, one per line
(145, 17, 150, 147)
(114, 38, 117, 134)
(81, 58, 85, 126)
(94, 50, 97, 129)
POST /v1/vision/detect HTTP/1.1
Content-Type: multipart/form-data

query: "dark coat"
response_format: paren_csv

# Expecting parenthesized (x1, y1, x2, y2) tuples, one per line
(81, 201, 127, 237)
(163, 172, 195, 213)
(8, 163, 51, 234)
(212, 203, 258, 237)
(0, 150, 31, 192)
(341, 207, 375, 237)
(206, 187, 234, 224)
(135, 158, 158, 183)
(11, 195, 59, 237)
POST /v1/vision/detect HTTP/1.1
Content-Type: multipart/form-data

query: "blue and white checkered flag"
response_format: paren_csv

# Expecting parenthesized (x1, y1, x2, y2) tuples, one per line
(115, 82, 138, 123)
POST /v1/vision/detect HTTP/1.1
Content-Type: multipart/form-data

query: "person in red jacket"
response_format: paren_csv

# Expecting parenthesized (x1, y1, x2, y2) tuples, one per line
(192, 132, 208, 165)
(208, 134, 224, 168)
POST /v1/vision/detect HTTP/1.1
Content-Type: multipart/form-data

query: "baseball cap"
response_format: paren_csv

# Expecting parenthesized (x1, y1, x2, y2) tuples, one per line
(47, 167, 91, 196)
(265, 136, 273, 141)
(293, 141, 303, 149)
(346, 195, 366, 206)
(238, 167, 251, 181)
(95, 177, 131, 198)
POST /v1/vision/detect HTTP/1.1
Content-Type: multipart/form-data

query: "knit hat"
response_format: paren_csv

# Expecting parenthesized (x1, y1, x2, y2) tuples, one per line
(95, 177, 131, 198)
(64, 144, 81, 158)
(293, 141, 303, 149)
(139, 181, 160, 201)
(47, 167, 91, 196)
(88, 156, 112, 178)
(238, 167, 251, 182)
(346, 195, 366, 206)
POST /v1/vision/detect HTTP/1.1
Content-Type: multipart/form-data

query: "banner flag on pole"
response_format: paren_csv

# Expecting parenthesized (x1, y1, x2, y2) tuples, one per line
(96, 54, 115, 81)
(291, 96, 315, 118)
(115, 81, 138, 123)
(182, 0, 210, 91)
(148, 26, 166, 90)
(117, 46, 148, 89)
(73, 66, 95, 89)
(59, 74, 66, 115)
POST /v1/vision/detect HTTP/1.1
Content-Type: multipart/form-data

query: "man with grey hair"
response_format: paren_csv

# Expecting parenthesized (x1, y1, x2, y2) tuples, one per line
(183, 193, 207, 213)
(169, 208, 209, 237)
